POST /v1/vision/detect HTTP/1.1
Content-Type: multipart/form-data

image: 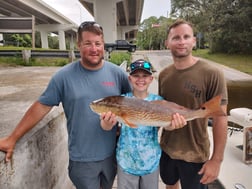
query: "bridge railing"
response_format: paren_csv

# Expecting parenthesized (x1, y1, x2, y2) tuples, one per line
(0, 49, 80, 58)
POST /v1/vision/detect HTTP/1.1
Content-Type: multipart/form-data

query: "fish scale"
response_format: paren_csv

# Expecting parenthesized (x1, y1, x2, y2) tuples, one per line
(90, 95, 225, 128)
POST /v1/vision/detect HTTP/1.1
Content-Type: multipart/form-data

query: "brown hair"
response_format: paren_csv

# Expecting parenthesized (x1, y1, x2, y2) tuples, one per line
(167, 19, 194, 36)
(77, 22, 104, 42)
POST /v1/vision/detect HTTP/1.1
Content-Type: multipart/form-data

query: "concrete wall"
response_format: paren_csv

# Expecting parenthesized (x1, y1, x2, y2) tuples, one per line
(0, 66, 76, 189)
(0, 107, 75, 189)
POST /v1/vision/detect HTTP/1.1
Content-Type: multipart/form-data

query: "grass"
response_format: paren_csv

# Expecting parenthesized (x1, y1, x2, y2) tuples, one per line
(108, 51, 132, 66)
(0, 48, 131, 67)
(0, 48, 251, 75)
(0, 56, 69, 67)
(193, 49, 252, 75)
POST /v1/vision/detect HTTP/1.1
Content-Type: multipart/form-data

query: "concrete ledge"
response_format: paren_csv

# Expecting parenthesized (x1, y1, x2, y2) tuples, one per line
(0, 106, 74, 189)
(0, 66, 75, 188)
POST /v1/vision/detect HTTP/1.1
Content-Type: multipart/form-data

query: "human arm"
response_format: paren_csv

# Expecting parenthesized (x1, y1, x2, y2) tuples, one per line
(198, 105, 228, 184)
(0, 101, 53, 162)
(100, 111, 117, 130)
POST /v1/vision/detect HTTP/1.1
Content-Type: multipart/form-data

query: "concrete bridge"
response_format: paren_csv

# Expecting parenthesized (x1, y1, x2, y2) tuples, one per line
(0, 0, 144, 50)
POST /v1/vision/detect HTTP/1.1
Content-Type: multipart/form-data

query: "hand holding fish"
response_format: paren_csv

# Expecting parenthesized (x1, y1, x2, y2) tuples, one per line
(100, 111, 117, 130)
(164, 113, 187, 131)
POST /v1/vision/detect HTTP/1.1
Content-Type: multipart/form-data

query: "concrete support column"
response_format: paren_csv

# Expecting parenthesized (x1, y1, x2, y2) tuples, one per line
(58, 30, 66, 50)
(94, 0, 117, 43)
(69, 34, 75, 50)
(117, 27, 126, 40)
(117, 25, 138, 40)
(40, 31, 49, 49)
(0, 33, 3, 46)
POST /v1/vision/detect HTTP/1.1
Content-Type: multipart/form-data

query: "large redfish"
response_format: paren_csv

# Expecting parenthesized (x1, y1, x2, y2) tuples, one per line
(89, 95, 226, 128)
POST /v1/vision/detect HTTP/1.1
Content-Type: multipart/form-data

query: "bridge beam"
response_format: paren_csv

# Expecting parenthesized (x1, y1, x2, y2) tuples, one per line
(36, 24, 77, 50)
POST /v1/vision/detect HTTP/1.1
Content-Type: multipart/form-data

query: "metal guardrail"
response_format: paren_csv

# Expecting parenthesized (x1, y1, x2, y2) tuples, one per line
(0, 50, 80, 58)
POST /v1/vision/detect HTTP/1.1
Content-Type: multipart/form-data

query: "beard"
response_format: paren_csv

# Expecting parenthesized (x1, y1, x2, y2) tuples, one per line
(81, 55, 104, 68)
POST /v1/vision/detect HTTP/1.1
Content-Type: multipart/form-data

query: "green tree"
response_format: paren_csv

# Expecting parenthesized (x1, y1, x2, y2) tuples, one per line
(170, 0, 252, 54)
(3, 34, 32, 47)
(48, 35, 59, 49)
(137, 16, 172, 50)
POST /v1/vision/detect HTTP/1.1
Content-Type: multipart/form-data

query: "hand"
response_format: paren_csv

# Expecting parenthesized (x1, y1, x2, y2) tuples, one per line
(198, 159, 221, 184)
(100, 111, 117, 130)
(0, 137, 16, 162)
(164, 113, 187, 131)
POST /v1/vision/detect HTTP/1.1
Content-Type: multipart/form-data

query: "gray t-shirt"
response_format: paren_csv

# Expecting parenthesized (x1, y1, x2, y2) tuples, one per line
(39, 60, 131, 162)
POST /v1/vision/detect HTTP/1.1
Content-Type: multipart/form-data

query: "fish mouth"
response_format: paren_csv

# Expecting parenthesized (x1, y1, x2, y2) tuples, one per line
(90, 97, 104, 104)
(89, 97, 105, 112)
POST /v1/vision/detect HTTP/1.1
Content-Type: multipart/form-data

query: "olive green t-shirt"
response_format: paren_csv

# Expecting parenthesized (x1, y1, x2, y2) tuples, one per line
(158, 60, 228, 163)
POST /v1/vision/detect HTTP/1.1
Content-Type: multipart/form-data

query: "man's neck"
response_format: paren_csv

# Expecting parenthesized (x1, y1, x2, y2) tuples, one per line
(173, 55, 199, 70)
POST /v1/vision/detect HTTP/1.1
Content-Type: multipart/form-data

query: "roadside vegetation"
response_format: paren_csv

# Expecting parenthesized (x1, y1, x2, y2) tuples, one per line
(193, 49, 252, 75)
(0, 51, 131, 67)
(108, 52, 131, 66)
(0, 50, 251, 75)
(0, 56, 68, 67)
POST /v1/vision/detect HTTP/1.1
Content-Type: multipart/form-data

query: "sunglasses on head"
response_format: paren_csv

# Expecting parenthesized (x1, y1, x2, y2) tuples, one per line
(78, 21, 103, 31)
(130, 60, 152, 72)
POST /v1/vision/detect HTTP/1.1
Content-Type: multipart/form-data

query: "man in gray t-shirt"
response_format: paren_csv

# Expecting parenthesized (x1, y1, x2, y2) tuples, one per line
(0, 22, 131, 189)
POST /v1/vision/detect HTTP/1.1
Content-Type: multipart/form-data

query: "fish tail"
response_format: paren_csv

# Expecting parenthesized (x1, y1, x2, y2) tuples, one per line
(201, 95, 226, 117)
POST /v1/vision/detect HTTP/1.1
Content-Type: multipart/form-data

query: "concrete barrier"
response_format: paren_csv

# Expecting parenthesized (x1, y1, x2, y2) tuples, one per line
(0, 66, 75, 189)
(0, 107, 75, 189)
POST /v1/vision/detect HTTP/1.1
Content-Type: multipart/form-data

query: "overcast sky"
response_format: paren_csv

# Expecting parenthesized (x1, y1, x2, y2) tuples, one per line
(42, 0, 171, 25)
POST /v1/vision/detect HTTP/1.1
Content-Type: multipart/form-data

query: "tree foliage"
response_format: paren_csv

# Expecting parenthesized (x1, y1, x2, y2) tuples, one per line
(137, 16, 172, 50)
(170, 0, 252, 54)
(4, 34, 32, 47)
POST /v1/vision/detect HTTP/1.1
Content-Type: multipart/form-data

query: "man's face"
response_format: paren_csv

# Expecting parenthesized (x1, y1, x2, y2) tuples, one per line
(78, 31, 105, 69)
(166, 24, 196, 58)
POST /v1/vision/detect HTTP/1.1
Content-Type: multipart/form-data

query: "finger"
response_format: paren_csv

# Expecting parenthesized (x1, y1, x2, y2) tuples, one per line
(174, 113, 183, 128)
(198, 166, 204, 175)
(172, 114, 179, 126)
(100, 112, 106, 120)
(101, 112, 111, 120)
(175, 113, 187, 128)
(5, 151, 13, 162)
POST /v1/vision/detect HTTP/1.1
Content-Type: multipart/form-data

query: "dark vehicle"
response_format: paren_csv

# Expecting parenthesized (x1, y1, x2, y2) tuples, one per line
(105, 40, 136, 52)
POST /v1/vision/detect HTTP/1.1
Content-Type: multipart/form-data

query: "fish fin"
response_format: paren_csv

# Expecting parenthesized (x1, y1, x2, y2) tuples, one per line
(121, 115, 138, 128)
(201, 95, 226, 117)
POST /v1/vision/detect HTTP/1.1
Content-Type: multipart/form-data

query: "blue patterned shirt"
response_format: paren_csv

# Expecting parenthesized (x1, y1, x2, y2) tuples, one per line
(116, 92, 162, 176)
